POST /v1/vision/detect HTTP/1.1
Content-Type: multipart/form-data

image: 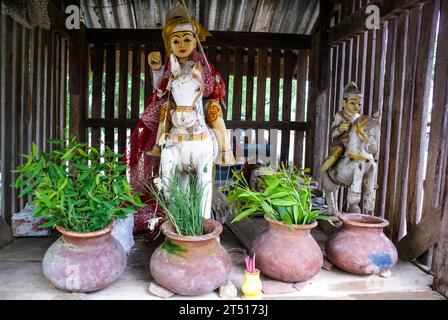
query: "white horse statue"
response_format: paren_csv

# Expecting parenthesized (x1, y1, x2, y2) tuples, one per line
(321, 111, 381, 216)
(159, 54, 219, 219)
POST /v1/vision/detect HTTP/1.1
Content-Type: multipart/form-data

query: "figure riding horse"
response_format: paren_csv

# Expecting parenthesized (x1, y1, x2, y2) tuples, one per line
(158, 54, 219, 219)
(321, 111, 381, 217)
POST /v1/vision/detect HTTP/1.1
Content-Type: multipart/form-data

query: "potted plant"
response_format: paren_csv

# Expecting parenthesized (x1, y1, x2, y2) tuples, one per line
(226, 165, 333, 282)
(146, 169, 231, 296)
(12, 135, 144, 292)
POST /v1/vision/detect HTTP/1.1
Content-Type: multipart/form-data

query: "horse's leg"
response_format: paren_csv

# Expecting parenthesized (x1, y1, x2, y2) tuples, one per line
(160, 147, 177, 199)
(321, 170, 340, 217)
(197, 159, 214, 219)
(180, 171, 190, 198)
(347, 162, 364, 213)
(362, 163, 377, 215)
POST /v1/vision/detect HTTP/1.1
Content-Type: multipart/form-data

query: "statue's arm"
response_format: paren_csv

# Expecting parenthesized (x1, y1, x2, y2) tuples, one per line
(330, 113, 344, 139)
(151, 68, 165, 89)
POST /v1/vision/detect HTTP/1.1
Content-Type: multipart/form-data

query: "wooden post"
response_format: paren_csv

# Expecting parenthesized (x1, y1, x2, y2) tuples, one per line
(68, 24, 88, 142)
(307, 0, 330, 181)
(433, 156, 448, 297)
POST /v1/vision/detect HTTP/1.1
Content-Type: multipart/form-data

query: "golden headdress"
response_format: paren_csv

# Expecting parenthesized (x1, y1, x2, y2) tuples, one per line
(162, 2, 211, 56)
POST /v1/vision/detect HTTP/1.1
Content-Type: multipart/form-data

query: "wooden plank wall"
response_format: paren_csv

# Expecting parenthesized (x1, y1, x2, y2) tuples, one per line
(84, 30, 311, 167)
(0, 15, 68, 223)
(326, 0, 446, 275)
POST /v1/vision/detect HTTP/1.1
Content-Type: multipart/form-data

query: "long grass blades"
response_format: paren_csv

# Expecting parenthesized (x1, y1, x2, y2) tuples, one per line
(145, 168, 204, 236)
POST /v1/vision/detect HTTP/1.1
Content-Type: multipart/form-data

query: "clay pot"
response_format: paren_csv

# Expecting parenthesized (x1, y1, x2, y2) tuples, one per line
(252, 215, 323, 282)
(150, 219, 231, 296)
(325, 213, 398, 275)
(43, 221, 127, 292)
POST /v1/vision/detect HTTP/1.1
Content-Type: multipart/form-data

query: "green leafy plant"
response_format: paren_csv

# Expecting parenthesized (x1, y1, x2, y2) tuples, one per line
(12, 135, 144, 232)
(226, 164, 334, 227)
(145, 169, 204, 237)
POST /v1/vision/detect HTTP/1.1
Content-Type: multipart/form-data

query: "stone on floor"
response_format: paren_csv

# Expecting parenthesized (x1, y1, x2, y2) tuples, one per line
(261, 280, 297, 294)
(148, 282, 175, 299)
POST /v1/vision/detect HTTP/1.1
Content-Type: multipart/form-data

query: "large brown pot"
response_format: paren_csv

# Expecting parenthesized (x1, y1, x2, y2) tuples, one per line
(252, 215, 323, 282)
(42, 221, 127, 292)
(325, 213, 398, 275)
(150, 219, 231, 296)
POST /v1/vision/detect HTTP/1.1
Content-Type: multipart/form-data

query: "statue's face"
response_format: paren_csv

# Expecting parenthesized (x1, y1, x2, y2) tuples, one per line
(343, 95, 362, 116)
(170, 31, 196, 59)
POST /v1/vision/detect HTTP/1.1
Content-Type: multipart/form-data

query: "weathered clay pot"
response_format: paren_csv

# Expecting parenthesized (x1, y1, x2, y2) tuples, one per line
(325, 213, 398, 275)
(150, 219, 231, 295)
(252, 215, 323, 282)
(43, 221, 127, 292)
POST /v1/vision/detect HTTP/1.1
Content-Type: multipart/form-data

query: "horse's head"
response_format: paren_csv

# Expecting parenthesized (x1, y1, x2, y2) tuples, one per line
(168, 54, 204, 129)
(352, 111, 381, 155)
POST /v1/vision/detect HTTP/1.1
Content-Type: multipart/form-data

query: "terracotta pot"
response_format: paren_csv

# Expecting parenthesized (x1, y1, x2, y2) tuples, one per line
(325, 213, 398, 275)
(43, 221, 127, 292)
(252, 215, 323, 282)
(150, 219, 231, 296)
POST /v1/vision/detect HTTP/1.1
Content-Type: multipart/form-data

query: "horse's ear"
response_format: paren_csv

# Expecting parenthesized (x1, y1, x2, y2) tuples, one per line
(372, 110, 381, 119)
(170, 53, 181, 77)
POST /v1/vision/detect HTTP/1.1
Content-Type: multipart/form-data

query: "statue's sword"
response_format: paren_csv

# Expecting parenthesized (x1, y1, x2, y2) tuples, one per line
(180, 0, 211, 73)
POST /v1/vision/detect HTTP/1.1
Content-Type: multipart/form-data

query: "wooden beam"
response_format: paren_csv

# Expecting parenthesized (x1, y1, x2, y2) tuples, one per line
(47, 0, 69, 36)
(407, 0, 439, 229)
(85, 118, 309, 131)
(68, 25, 88, 141)
(397, 207, 442, 261)
(328, 0, 427, 44)
(434, 140, 448, 297)
(86, 29, 312, 50)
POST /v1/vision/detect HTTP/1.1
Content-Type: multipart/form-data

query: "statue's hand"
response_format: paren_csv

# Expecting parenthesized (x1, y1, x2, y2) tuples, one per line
(148, 51, 162, 71)
(217, 149, 236, 166)
(339, 122, 350, 132)
(147, 145, 161, 157)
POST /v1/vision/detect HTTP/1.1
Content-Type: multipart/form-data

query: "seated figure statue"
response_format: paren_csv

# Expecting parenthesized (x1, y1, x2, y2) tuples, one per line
(321, 82, 362, 172)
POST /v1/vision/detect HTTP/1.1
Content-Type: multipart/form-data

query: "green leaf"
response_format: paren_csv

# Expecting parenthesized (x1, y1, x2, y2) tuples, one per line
(270, 198, 297, 206)
(231, 207, 259, 222)
(314, 215, 336, 226)
(262, 179, 281, 196)
(283, 213, 292, 226)
(32, 143, 37, 157)
(120, 207, 136, 214)
(18, 184, 34, 198)
(293, 204, 300, 224)
(267, 191, 292, 199)
(47, 139, 64, 144)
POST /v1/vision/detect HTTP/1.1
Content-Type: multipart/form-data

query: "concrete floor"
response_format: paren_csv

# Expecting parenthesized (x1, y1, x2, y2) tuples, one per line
(0, 226, 444, 300)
